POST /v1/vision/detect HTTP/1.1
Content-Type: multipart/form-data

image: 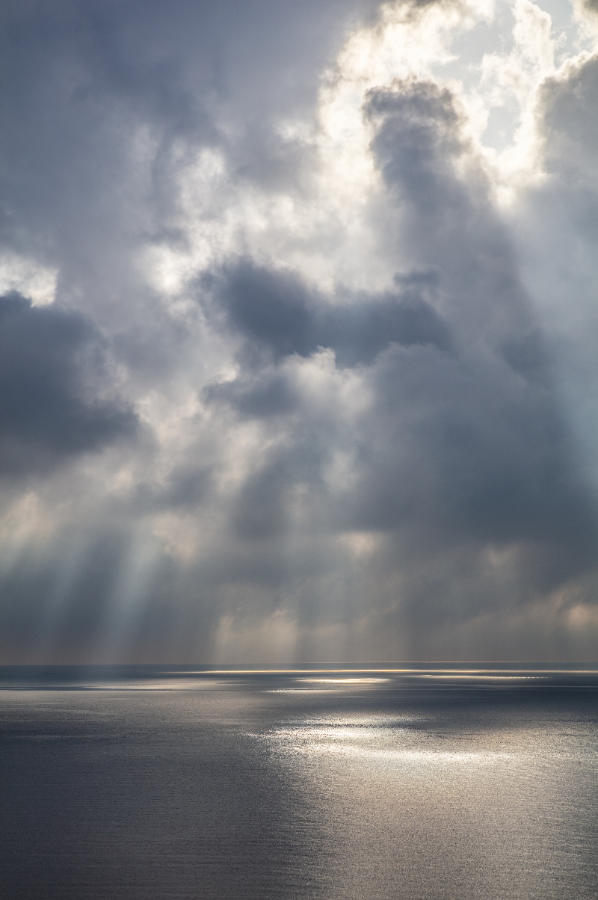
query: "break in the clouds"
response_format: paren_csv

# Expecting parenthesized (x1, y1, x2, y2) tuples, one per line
(1, 0, 598, 664)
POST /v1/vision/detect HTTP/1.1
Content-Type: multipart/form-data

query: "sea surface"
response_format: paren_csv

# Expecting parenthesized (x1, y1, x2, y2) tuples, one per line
(0, 664, 597, 900)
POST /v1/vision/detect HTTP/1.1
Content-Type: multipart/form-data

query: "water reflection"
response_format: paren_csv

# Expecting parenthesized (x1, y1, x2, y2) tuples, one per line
(1, 666, 597, 899)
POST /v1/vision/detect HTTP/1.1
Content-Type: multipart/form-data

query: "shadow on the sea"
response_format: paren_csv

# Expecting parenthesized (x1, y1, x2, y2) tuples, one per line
(0, 688, 329, 900)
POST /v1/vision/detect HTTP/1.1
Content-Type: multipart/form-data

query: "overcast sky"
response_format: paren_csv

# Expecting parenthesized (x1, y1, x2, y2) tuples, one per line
(1, 0, 598, 664)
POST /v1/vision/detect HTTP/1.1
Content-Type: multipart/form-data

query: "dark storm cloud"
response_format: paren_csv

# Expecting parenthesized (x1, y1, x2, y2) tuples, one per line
(205, 369, 301, 420)
(211, 263, 316, 361)
(207, 259, 452, 371)
(365, 80, 535, 351)
(0, 292, 137, 475)
(347, 341, 595, 548)
(367, 80, 465, 213)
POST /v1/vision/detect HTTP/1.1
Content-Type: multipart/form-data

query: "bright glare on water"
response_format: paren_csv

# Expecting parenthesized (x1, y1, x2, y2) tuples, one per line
(0, 665, 597, 899)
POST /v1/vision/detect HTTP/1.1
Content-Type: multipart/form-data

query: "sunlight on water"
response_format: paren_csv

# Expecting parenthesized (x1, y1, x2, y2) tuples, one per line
(1, 666, 597, 899)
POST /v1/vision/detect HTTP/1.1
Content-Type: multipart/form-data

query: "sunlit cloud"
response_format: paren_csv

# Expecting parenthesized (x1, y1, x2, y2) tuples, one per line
(1, 0, 598, 664)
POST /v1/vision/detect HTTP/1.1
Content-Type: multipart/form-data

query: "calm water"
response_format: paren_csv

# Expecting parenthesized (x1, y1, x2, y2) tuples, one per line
(1, 664, 597, 899)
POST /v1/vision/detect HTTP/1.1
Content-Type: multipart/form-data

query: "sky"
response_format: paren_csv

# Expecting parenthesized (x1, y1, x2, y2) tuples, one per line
(1, 0, 598, 664)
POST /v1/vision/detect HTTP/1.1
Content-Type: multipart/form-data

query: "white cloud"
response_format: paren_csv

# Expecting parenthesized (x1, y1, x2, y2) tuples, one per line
(0, 250, 57, 306)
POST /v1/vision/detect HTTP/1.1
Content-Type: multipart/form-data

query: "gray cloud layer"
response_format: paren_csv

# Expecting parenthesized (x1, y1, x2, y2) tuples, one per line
(0, 292, 137, 475)
(1, 0, 598, 663)
(208, 260, 452, 367)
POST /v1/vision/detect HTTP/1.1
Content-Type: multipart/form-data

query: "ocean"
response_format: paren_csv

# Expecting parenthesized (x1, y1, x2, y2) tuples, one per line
(0, 664, 597, 899)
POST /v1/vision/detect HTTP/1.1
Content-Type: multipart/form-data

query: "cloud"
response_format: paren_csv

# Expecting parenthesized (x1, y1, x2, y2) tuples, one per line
(1, 0, 598, 663)
(538, 53, 598, 181)
(207, 258, 451, 368)
(0, 292, 138, 476)
(0, 0, 379, 252)
(578, 0, 598, 18)
(198, 69, 598, 654)
(516, 46, 598, 493)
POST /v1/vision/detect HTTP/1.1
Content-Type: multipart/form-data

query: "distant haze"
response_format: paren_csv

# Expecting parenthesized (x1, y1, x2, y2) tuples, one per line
(1, 0, 598, 663)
